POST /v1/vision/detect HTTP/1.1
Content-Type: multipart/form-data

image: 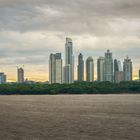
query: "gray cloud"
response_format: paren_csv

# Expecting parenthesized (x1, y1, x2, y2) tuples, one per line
(0, 0, 140, 34)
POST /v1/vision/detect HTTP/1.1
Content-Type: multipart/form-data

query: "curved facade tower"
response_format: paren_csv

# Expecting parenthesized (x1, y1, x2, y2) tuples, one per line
(78, 53, 84, 81)
(17, 67, 24, 83)
(64, 38, 74, 84)
(86, 56, 94, 82)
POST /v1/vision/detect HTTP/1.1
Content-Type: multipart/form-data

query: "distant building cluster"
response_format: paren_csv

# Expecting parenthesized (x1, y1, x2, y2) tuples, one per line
(49, 37, 135, 84)
(49, 37, 74, 84)
(97, 51, 132, 83)
(0, 37, 140, 84)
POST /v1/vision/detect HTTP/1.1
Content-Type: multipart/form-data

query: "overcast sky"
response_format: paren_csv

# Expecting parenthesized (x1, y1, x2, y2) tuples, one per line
(0, 0, 140, 81)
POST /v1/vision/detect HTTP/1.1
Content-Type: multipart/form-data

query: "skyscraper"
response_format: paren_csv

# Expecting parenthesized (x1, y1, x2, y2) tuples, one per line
(49, 53, 62, 84)
(49, 54, 56, 84)
(114, 59, 119, 72)
(139, 70, 140, 81)
(114, 59, 123, 83)
(77, 53, 84, 81)
(104, 50, 113, 82)
(86, 57, 94, 82)
(114, 71, 124, 83)
(123, 56, 132, 81)
(117, 61, 122, 71)
(17, 67, 24, 83)
(55, 53, 62, 83)
(64, 37, 74, 84)
(63, 65, 71, 84)
(0, 73, 7, 84)
(97, 57, 105, 82)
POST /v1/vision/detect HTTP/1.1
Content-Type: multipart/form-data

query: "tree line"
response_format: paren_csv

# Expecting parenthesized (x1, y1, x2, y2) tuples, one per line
(0, 81, 140, 95)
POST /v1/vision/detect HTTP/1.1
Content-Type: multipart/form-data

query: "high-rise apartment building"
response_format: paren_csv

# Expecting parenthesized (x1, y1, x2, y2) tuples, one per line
(49, 53, 62, 84)
(117, 61, 122, 71)
(104, 50, 113, 82)
(139, 70, 140, 81)
(114, 59, 124, 83)
(114, 71, 124, 83)
(49, 54, 55, 83)
(86, 57, 94, 82)
(97, 57, 105, 82)
(77, 53, 84, 81)
(123, 56, 132, 81)
(63, 65, 71, 84)
(64, 38, 74, 84)
(114, 59, 119, 72)
(17, 67, 24, 83)
(0, 73, 7, 84)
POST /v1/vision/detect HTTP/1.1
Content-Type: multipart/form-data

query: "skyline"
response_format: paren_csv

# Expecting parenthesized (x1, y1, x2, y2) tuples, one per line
(50, 47, 132, 84)
(0, 38, 139, 82)
(0, 44, 137, 82)
(0, 0, 140, 81)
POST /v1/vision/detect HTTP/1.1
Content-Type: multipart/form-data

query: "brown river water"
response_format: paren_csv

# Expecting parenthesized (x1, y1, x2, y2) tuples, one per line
(0, 95, 140, 140)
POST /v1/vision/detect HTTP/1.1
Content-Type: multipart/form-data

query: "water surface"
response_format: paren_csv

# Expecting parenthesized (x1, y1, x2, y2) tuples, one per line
(0, 95, 140, 140)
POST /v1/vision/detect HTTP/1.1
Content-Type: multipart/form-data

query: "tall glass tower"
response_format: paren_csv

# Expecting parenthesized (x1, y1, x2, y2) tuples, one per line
(64, 38, 74, 84)
(86, 57, 94, 82)
(123, 56, 132, 81)
(77, 53, 84, 81)
(97, 56, 105, 82)
(114, 59, 124, 83)
(49, 53, 62, 84)
(17, 67, 24, 83)
(104, 50, 113, 82)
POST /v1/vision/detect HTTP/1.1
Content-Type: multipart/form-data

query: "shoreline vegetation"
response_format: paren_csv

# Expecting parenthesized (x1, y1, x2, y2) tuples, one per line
(0, 81, 140, 95)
